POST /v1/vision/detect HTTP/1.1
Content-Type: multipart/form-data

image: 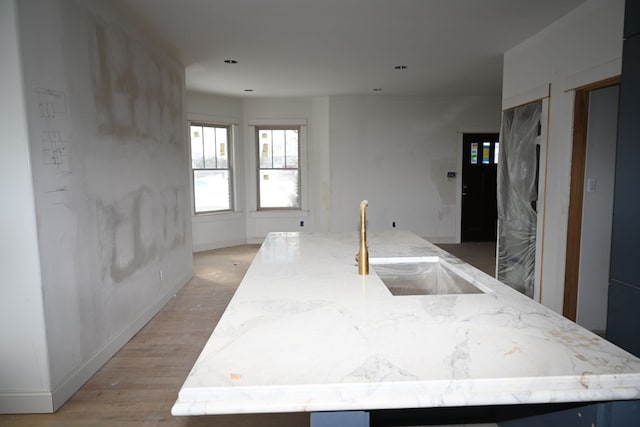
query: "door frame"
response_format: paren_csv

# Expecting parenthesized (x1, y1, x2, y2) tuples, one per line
(563, 75, 621, 321)
(460, 133, 499, 242)
(455, 129, 500, 244)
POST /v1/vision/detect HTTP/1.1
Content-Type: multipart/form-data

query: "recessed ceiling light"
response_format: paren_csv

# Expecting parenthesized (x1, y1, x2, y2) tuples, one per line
(224, 59, 238, 64)
(243, 89, 254, 92)
(372, 88, 383, 92)
(394, 65, 408, 70)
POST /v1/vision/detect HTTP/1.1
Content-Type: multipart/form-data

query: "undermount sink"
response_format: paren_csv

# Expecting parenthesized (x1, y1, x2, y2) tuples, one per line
(370, 256, 486, 296)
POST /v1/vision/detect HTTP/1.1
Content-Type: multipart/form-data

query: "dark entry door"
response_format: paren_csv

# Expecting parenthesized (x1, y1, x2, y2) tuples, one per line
(461, 133, 499, 241)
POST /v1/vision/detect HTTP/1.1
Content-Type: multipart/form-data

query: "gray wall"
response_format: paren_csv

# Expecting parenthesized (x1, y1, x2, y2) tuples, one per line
(0, 0, 51, 411)
(330, 95, 501, 241)
(1, 0, 193, 412)
(576, 86, 619, 332)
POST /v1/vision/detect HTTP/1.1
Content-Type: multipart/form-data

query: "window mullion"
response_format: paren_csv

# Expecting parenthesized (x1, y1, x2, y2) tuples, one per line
(283, 131, 287, 168)
(270, 130, 274, 168)
(200, 135, 206, 169)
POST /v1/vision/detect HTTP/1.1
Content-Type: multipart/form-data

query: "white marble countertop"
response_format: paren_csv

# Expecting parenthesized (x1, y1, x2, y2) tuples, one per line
(172, 231, 640, 415)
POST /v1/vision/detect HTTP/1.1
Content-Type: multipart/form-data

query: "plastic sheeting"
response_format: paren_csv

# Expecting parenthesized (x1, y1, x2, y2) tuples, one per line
(497, 101, 542, 298)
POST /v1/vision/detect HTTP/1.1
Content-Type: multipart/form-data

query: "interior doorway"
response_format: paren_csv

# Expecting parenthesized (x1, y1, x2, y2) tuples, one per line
(461, 133, 499, 242)
(563, 76, 620, 333)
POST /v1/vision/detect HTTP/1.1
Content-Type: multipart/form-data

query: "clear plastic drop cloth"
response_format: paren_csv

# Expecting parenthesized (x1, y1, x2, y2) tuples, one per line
(497, 101, 542, 298)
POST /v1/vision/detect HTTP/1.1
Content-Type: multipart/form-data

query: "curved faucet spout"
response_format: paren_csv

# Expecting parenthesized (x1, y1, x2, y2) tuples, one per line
(358, 200, 369, 275)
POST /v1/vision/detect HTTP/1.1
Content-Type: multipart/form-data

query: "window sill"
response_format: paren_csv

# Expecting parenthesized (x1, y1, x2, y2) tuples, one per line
(248, 210, 310, 219)
(192, 211, 244, 223)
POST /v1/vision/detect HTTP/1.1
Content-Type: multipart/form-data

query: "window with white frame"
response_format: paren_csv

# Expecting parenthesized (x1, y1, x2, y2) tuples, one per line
(256, 126, 300, 210)
(190, 122, 233, 213)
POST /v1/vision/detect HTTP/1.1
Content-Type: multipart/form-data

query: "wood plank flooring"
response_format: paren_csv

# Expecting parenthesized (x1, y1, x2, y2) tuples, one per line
(0, 245, 308, 427)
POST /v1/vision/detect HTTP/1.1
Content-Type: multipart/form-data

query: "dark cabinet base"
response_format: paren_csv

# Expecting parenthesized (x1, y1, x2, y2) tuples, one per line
(607, 280, 640, 357)
(311, 401, 640, 427)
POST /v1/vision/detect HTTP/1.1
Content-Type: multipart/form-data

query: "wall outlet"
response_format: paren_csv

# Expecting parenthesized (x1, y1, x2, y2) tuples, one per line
(159, 270, 163, 281)
(447, 171, 456, 178)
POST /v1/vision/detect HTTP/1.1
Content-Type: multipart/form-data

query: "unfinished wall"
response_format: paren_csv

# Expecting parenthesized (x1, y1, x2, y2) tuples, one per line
(0, 0, 52, 413)
(502, 0, 624, 313)
(329, 95, 501, 241)
(11, 0, 193, 411)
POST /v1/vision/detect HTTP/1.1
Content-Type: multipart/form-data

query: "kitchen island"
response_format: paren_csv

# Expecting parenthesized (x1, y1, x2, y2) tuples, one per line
(172, 231, 640, 425)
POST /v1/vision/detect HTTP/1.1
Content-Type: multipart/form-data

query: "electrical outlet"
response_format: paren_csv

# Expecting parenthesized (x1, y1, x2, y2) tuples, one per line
(447, 171, 456, 178)
(159, 271, 163, 281)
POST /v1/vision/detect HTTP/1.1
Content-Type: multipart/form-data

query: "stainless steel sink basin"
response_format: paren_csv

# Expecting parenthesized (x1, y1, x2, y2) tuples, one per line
(370, 256, 485, 296)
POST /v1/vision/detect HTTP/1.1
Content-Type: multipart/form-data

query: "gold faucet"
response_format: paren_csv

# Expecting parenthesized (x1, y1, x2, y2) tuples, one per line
(358, 200, 369, 275)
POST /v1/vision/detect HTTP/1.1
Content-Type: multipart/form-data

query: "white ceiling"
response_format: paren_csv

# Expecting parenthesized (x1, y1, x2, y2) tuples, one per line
(122, 0, 587, 98)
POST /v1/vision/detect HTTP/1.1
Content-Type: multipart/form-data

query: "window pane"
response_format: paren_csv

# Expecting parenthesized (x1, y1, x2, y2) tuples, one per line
(194, 170, 230, 212)
(259, 130, 272, 168)
(470, 142, 478, 165)
(216, 127, 228, 168)
(259, 169, 299, 208)
(482, 142, 491, 164)
(190, 125, 204, 168)
(494, 142, 500, 164)
(203, 126, 217, 168)
(285, 129, 299, 168)
(272, 130, 286, 168)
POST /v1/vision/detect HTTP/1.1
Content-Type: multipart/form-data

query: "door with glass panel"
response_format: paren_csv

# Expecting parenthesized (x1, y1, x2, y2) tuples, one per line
(461, 133, 499, 242)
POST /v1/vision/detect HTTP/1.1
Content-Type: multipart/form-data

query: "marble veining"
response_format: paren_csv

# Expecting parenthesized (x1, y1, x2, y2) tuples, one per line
(172, 231, 640, 415)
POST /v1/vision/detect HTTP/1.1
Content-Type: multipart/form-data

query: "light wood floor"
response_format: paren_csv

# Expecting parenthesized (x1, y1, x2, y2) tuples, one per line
(0, 245, 308, 427)
(1, 242, 496, 427)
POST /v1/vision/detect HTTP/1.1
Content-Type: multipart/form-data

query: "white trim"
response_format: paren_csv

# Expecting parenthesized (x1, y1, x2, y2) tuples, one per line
(248, 118, 307, 126)
(0, 271, 191, 414)
(502, 83, 550, 111)
(192, 211, 244, 223)
(562, 58, 621, 93)
(50, 271, 190, 412)
(425, 236, 458, 244)
(248, 210, 310, 218)
(252, 125, 308, 212)
(193, 239, 248, 253)
(0, 392, 53, 414)
(533, 98, 551, 304)
(188, 113, 239, 125)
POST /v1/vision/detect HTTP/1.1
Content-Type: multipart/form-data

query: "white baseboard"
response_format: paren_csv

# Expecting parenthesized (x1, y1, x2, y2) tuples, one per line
(192, 238, 248, 253)
(0, 391, 53, 414)
(50, 271, 192, 411)
(0, 272, 192, 414)
(423, 235, 458, 244)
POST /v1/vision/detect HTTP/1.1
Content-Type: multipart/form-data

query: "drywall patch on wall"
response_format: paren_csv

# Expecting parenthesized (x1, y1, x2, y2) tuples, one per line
(97, 187, 155, 283)
(97, 186, 187, 284)
(89, 17, 183, 146)
(15, 0, 192, 406)
(162, 187, 187, 250)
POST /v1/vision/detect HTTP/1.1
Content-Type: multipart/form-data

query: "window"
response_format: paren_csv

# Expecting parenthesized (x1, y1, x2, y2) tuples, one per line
(256, 126, 300, 209)
(469, 141, 499, 165)
(190, 122, 233, 213)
